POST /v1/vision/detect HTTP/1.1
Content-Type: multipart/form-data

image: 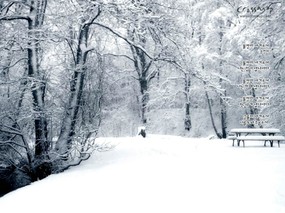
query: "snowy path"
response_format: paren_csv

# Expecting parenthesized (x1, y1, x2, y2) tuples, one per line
(0, 135, 285, 213)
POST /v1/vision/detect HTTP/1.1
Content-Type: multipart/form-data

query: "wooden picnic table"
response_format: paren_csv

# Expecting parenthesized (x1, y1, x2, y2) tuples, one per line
(230, 128, 280, 136)
(229, 128, 282, 147)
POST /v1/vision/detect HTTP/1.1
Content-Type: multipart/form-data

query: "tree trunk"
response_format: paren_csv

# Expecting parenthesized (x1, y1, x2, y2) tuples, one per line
(184, 73, 191, 131)
(55, 1, 104, 158)
(1, 48, 13, 98)
(131, 43, 149, 124)
(247, 87, 259, 128)
(28, 0, 51, 179)
(218, 19, 227, 139)
(205, 84, 222, 139)
(128, 25, 154, 124)
(56, 25, 89, 157)
(220, 93, 227, 138)
(140, 78, 148, 124)
(219, 67, 227, 138)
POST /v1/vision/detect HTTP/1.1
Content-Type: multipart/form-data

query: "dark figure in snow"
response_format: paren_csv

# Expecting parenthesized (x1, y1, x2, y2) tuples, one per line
(138, 128, 146, 138)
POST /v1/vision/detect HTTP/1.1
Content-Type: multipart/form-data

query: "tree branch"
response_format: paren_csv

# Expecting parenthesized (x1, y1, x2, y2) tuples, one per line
(64, 38, 77, 65)
(0, 124, 23, 136)
(0, 2, 15, 16)
(0, 15, 31, 22)
(103, 53, 135, 62)
(0, 140, 28, 150)
(60, 154, 91, 171)
(84, 6, 102, 27)
(1, 57, 28, 70)
(0, 1, 31, 16)
(92, 22, 154, 59)
(0, 143, 25, 159)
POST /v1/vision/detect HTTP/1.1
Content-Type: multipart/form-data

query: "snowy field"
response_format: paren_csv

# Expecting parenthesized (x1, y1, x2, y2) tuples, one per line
(1, 135, 285, 213)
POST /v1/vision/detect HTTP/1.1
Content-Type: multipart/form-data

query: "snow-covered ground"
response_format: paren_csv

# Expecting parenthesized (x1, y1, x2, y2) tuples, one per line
(1, 135, 285, 213)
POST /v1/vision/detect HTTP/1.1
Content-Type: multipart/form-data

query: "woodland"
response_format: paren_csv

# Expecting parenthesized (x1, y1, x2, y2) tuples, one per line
(0, 0, 284, 195)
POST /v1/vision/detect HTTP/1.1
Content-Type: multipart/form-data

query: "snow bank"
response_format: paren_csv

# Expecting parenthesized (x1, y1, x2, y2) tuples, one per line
(0, 135, 284, 213)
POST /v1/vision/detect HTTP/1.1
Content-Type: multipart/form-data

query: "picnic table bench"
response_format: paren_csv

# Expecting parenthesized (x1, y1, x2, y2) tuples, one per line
(228, 128, 284, 147)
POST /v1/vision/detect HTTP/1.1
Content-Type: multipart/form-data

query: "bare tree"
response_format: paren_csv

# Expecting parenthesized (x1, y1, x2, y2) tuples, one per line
(55, 4, 102, 159)
(0, 0, 51, 179)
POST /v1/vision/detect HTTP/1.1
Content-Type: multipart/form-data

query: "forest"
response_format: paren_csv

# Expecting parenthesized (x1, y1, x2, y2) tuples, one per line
(0, 0, 284, 195)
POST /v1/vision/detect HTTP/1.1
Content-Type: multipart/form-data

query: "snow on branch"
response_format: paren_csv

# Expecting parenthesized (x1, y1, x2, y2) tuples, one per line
(103, 53, 135, 62)
(0, 15, 31, 22)
(92, 22, 154, 59)
(0, 140, 28, 150)
(0, 124, 23, 136)
(0, 1, 31, 16)
(0, 58, 28, 70)
(79, 44, 95, 55)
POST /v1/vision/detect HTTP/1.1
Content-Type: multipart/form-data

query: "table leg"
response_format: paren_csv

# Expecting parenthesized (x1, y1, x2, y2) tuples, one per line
(235, 133, 240, 146)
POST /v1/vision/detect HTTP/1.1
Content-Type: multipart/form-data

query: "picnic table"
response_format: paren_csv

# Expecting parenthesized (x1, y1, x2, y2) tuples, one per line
(228, 128, 284, 147)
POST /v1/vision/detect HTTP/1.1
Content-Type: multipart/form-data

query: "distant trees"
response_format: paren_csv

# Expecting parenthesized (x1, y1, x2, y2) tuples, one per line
(184, 1, 238, 138)
(107, 0, 178, 125)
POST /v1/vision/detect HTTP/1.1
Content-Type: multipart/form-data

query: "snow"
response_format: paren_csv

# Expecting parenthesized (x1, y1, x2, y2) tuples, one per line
(230, 128, 281, 133)
(237, 135, 285, 140)
(137, 126, 146, 132)
(1, 135, 285, 213)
